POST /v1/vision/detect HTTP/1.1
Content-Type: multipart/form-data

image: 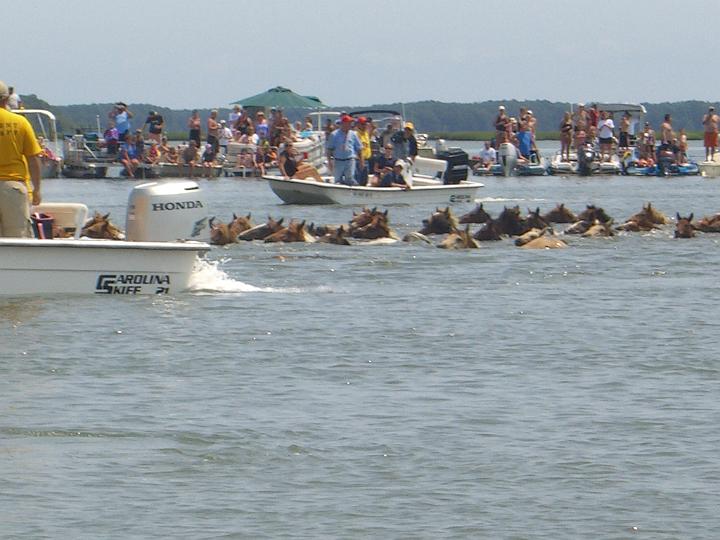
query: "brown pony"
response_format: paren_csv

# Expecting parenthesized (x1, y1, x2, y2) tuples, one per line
(349, 207, 384, 230)
(458, 203, 491, 224)
(81, 212, 125, 240)
(438, 225, 479, 249)
(351, 212, 397, 240)
(577, 204, 612, 224)
(629, 202, 668, 225)
(675, 213, 695, 238)
(264, 220, 316, 243)
(582, 219, 615, 237)
(516, 228, 568, 249)
(317, 225, 351, 245)
(542, 203, 577, 224)
(495, 205, 525, 236)
(514, 227, 546, 247)
(473, 218, 503, 241)
(209, 213, 253, 245)
(524, 207, 550, 232)
(237, 216, 285, 241)
(695, 213, 720, 233)
(419, 207, 459, 235)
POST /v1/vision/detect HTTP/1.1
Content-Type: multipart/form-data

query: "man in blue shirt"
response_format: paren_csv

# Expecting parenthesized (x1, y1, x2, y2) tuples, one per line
(109, 102, 133, 142)
(326, 115, 363, 185)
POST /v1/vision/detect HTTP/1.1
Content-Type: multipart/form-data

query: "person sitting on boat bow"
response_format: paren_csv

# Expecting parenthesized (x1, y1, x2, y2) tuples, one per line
(378, 160, 411, 189)
(279, 141, 323, 182)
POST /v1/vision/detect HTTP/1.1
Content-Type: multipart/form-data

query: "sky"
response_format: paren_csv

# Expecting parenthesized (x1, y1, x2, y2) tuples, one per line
(5, 0, 719, 109)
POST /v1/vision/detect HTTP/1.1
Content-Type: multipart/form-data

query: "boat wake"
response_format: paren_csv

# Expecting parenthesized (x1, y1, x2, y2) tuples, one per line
(187, 259, 332, 295)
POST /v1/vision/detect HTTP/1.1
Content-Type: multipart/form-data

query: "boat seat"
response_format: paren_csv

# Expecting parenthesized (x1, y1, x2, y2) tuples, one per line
(31, 203, 89, 239)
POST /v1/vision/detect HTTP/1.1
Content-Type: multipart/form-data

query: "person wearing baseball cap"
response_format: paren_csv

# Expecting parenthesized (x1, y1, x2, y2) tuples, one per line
(0, 80, 42, 237)
(326, 114, 363, 185)
(109, 101, 133, 141)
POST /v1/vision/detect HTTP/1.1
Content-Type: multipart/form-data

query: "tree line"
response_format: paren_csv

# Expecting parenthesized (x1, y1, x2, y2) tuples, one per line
(20, 94, 717, 140)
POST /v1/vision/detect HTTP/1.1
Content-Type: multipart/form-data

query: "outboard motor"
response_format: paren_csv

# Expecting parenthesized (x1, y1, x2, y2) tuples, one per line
(125, 180, 210, 242)
(656, 145, 675, 177)
(436, 146, 470, 184)
(577, 144, 596, 176)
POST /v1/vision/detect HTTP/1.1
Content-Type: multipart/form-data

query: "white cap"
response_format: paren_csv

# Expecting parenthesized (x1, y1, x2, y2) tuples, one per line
(0, 80, 8, 98)
(498, 105, 505, 110)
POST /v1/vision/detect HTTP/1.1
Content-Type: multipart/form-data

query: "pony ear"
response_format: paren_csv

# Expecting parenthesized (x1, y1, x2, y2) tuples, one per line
(689, 213, 694, 222)
(102, 213, 110, 220)
(232, 213, 238, 220)
(676, 212, 681, 221)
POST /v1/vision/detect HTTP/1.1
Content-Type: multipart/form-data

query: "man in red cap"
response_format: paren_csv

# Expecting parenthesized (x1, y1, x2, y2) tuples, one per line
(326, 114, 363, 185)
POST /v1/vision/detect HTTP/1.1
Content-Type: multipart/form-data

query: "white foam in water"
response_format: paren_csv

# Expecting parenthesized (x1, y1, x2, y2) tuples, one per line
(187, 259, 332, 295)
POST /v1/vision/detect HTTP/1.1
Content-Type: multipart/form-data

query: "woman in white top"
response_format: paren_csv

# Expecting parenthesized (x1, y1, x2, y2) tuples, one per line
(597, 111, 615, 161)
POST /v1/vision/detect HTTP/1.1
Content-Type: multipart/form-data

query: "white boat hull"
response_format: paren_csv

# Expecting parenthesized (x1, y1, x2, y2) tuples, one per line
(699, 159, 720, 177)
(0, 239, 210, 296)
(264, 176, 482, 205)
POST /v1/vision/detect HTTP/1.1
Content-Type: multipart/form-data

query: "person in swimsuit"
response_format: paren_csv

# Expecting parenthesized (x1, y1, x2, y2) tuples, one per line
(278, 141, 323, 182)
(702, 106, 719, 161)
(559, 111, 573, 161)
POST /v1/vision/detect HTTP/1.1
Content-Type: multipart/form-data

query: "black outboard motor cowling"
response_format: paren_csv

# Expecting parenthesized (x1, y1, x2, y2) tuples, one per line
(437, 147, 470, 184)
(577, 145, 596, 176)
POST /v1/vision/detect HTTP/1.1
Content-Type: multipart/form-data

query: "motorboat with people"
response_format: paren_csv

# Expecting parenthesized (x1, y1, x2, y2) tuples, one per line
(62, 131, 115, 178)
(0, 180, 211, 295)
(487, 142, 547, 176)
(621, 147, 699, 177)
(12, 109, 63, 178)
(548, 148, 622, 176)
(264, 158, 482, 205)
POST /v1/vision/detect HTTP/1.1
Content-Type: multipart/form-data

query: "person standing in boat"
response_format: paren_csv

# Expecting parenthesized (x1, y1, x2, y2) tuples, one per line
(355, 117, 372, 185)
(597, 111, 615, 161)
(187, 110, 202, 147)
(618, 112, 631, 150)
(326, 114, 363, 186)
(559, 112, 573, 162)
(109, 102, 133, 142)
(702, 106, 719, 161)
(0, 80, 42, 237)
(143, 110, 165, 143)
(494, 105, 509, 146)
(7, 86, 22, 110)
(103, 121, 120, 156)
(206, 110, 220, 154)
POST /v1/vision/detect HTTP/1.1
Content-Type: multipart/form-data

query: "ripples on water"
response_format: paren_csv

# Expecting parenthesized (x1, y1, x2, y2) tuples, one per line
(2, 143, 720, 538)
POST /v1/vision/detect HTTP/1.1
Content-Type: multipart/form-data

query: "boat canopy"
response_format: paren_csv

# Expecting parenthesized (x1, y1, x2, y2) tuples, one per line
(594, 103, 647, 116)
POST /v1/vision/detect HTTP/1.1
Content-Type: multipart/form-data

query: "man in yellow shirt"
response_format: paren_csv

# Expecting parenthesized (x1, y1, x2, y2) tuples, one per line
(0, 80, 42, 237)
(355, 116, 372, 185)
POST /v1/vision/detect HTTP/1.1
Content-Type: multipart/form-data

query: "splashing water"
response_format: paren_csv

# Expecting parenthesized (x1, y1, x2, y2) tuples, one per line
(187, 258, 333, 295)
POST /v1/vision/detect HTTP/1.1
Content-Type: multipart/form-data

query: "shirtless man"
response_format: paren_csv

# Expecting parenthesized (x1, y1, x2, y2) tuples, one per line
(573, 103, 589, 150)
(702, 106, 719, 161)
(660, 114, 674, 145)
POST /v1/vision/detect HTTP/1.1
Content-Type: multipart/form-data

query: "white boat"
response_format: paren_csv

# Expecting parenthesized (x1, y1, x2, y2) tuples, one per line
(264, 173, 482, 205)
(699, 155, 720, 177)
(12, 109, 63, 178)
(548, 150, 622, 176)
(0, 180, 211, 296)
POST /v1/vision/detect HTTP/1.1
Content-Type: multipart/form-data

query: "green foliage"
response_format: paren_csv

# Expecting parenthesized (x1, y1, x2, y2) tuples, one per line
(20, 94, 719, 138)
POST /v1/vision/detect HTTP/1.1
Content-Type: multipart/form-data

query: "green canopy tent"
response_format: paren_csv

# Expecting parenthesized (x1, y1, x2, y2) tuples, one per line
(231, 86, 326, 109)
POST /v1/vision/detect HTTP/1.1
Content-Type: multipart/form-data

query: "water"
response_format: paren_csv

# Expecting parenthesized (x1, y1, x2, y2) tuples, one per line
(2, 142, 719, 539)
